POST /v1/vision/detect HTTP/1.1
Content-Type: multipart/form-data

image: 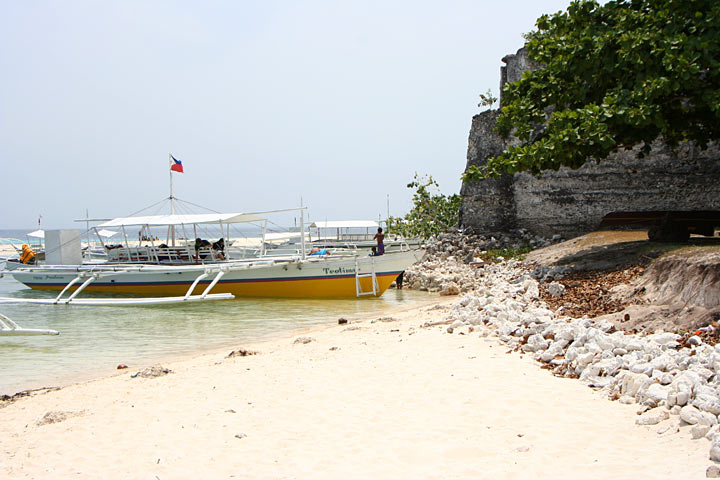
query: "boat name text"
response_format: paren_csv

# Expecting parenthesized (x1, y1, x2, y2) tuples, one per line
(322, 267, 356, 275)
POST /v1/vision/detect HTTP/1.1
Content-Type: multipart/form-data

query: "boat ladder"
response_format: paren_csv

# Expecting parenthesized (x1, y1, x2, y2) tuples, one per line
(355, 257, 378, 297)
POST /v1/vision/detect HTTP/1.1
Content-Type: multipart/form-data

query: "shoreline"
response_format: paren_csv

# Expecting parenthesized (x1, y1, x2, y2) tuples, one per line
(1, 291, 444, 398)
(0, 291, 713, 479)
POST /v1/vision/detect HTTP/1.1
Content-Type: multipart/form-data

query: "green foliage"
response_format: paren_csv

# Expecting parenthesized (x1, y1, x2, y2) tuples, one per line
(387, 174, 461, 240)
(464, 0, 720, 179)
(478, 88, 498, 108)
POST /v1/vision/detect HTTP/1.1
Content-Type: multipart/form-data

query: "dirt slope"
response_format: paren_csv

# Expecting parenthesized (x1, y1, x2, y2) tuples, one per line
(525, 230, 720, 336)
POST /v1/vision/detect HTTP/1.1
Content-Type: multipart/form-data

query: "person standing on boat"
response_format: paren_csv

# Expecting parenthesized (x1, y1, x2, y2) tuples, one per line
(373, 227, 385, 255)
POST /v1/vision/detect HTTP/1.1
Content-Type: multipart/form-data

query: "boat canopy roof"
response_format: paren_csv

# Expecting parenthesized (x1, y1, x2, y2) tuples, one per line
(97, 213, 265, 228)
(96, 229, 119, 238)
(310, 220, 379, 229)
(264, 232, 305, 241)
(27, 229, 45, 238)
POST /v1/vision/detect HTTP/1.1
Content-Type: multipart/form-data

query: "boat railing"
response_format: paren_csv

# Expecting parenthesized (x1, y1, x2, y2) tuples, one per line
(105, 245, 161, 263)
(194, 246, 225, 263)
(226, 245, 261, 259)
(338, 233, 374, 242)
(104, 245, 228, 264)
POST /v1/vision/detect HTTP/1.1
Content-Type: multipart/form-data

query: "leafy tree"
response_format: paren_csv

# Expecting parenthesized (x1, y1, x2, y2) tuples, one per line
(464, 0, 720, 179)
(388, 174, 461, 239)
(478, 88, 498, 108)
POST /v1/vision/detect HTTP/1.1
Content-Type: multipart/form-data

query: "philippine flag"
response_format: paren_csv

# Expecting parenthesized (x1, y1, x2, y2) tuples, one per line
(170, 154, 184, 173)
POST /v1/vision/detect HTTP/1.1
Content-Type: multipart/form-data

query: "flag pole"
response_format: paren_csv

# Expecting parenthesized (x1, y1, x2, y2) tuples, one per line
(169, 154, 175, 214)
(169, 154, 175, 246)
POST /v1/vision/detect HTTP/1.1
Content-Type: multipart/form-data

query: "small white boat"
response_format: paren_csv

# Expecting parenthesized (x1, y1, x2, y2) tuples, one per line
(264, 220, 421, 255)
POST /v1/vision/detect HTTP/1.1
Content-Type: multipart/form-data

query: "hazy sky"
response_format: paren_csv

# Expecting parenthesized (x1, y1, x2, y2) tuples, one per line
(1, 0, 572, 229)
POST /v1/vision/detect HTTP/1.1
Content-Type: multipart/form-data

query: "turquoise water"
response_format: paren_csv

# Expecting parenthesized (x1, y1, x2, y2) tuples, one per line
(0, 274, 435, 395)
(0, 239, 23, 246)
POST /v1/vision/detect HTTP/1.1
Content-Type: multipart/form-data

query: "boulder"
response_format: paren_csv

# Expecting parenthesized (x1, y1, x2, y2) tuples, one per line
(618, 371, 653, 398)
(522, 279, 540, 300)
(694, 394, 720, 416)
(692, 424, 711, 439)
(638, 383, 670, 405)
(698, 411, 719, 426)
(707, 465, 720, 478)
(547, 282, 566, 297)
(539, 342, 565, 363)
(522, 334, 550, 353)
(680, 405, 703, 425)
(576, 350, 597, 364)
(650, 332, 681, 345)
(635, 408, 670, 426)
(710, 445, 720, 463)
(440, 282, 461, 296)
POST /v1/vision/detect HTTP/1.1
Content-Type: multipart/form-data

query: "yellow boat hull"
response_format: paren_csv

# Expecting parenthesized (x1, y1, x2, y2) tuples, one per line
(25, 272, 399, 298)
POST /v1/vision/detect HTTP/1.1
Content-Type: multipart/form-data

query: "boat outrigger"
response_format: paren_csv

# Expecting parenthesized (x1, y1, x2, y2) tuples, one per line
(0, 313, 58, 336)
(0, 209, 422, 305)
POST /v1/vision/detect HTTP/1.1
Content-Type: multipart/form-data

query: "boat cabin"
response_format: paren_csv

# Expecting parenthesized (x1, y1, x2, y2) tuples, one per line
(93, 212, 265, 265)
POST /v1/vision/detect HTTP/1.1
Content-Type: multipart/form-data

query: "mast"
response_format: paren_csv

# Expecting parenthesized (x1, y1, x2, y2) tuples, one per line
(85, 209, 90, 246)
(261, 220, 267, 257)
(300, 197, 306, 259)
(169, 154, 175, 215)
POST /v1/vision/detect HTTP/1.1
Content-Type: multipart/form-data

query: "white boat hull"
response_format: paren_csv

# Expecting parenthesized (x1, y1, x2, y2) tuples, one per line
(4, 250, 422, 298)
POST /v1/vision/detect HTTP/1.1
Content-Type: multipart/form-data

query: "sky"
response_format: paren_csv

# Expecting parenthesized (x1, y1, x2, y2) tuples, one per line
(0, 0, 573, 229)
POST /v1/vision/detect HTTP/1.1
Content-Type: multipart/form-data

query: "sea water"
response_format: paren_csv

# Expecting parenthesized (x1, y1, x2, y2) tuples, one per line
(0, 274, 435, 396)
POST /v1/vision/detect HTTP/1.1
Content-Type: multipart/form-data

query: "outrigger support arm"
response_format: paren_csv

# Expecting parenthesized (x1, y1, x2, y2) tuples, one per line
(184, 272, 209, 300)
(65, 274, 99, 303)
(201, 269, 226, 299)
(54, 275, 84, 304)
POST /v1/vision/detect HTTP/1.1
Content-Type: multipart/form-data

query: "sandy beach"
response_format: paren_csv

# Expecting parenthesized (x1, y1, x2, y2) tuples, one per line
(0, 295, 712, 480)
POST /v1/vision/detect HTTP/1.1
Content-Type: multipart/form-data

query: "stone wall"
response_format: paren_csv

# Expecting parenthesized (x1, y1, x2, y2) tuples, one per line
(459, 47, 720, 237)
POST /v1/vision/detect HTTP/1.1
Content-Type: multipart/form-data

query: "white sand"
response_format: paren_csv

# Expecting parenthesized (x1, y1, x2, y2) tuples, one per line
(0, 298, 712, 479)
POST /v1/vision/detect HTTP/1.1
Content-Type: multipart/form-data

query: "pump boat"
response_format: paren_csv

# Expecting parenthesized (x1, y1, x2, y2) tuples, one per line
(0, 210, 423, 305)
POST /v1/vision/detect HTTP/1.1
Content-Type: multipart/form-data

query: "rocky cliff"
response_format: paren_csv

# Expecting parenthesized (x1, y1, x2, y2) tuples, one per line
(459, 47, 720, 237)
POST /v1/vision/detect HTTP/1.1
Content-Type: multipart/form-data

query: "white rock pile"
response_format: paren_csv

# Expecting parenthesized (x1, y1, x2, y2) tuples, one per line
(435, 259, 720, 463)
(404, 230, 561, 294)
(404, 255, 483, 294)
